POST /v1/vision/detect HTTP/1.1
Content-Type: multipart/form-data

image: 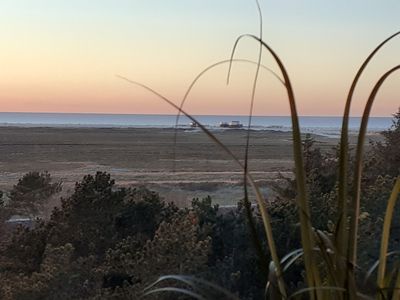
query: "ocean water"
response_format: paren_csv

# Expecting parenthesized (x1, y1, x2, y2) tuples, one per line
(0, 112, 393, 138)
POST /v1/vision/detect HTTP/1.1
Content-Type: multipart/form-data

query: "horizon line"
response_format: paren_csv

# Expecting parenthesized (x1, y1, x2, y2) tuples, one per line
(0, 111, 395, 118)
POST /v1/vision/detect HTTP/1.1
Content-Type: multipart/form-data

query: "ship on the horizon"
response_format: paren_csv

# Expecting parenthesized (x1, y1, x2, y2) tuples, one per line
(219, 121, 243, 128)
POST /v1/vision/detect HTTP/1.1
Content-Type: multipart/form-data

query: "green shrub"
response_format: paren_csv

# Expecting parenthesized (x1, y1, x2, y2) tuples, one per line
(7, 171, 61, 217)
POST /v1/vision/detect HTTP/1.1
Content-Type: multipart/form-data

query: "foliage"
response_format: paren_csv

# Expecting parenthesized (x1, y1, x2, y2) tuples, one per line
(365, 107, 400, 182)
(0, 219, 49, 274)
(0, 172, 215, 299)
(42, 173, 177, 260)
(198, 198, 267, 299)
(275, 134, 338, 231)
(7, 171, 61, 217)
(100, 213, 210, 299)
(0, 243, 99, 300)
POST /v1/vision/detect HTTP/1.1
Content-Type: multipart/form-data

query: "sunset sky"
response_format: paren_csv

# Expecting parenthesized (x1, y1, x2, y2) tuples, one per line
(0, 1, 399, 116)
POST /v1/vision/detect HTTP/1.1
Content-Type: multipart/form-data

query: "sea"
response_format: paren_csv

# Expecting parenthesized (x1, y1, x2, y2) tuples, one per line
(0, 112, 393, 138)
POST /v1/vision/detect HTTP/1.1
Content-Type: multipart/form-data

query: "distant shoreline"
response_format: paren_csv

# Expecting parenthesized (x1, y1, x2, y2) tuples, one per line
(0, 111, 393, 139)
(0, 124, 379, 140)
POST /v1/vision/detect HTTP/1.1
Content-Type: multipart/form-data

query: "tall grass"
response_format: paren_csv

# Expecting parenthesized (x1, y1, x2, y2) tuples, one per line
(119, 4, 400, 298)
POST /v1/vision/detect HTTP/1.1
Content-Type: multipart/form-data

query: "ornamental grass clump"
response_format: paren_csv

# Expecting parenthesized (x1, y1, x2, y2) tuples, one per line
(119, 2, 400, 298)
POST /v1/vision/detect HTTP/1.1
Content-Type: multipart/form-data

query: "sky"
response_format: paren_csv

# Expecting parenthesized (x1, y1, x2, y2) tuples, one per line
(0, 0, 399, 116)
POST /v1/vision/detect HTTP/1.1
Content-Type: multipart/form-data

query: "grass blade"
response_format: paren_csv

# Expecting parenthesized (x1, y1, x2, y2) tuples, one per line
(377, 177, 400, 293)
(230, 33, 321, 298)
(143, 287, 207, 300)
(288, 287, 346, 300)
(242, 0, 263, 194)
(282, 250, 304, 273)
(144, 275, 241, 300)
(144, 275, 195, 293)
(392, 267, 400, 300)
(241, 0, 265, 281)
(364, 251, 400, 286)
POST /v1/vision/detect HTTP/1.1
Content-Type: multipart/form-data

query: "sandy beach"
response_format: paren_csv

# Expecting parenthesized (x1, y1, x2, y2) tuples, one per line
(0, 126, 365, 207)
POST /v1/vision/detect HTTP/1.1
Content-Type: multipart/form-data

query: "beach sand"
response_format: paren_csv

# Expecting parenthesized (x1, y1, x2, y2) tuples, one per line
(0, 126, 367, 208)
